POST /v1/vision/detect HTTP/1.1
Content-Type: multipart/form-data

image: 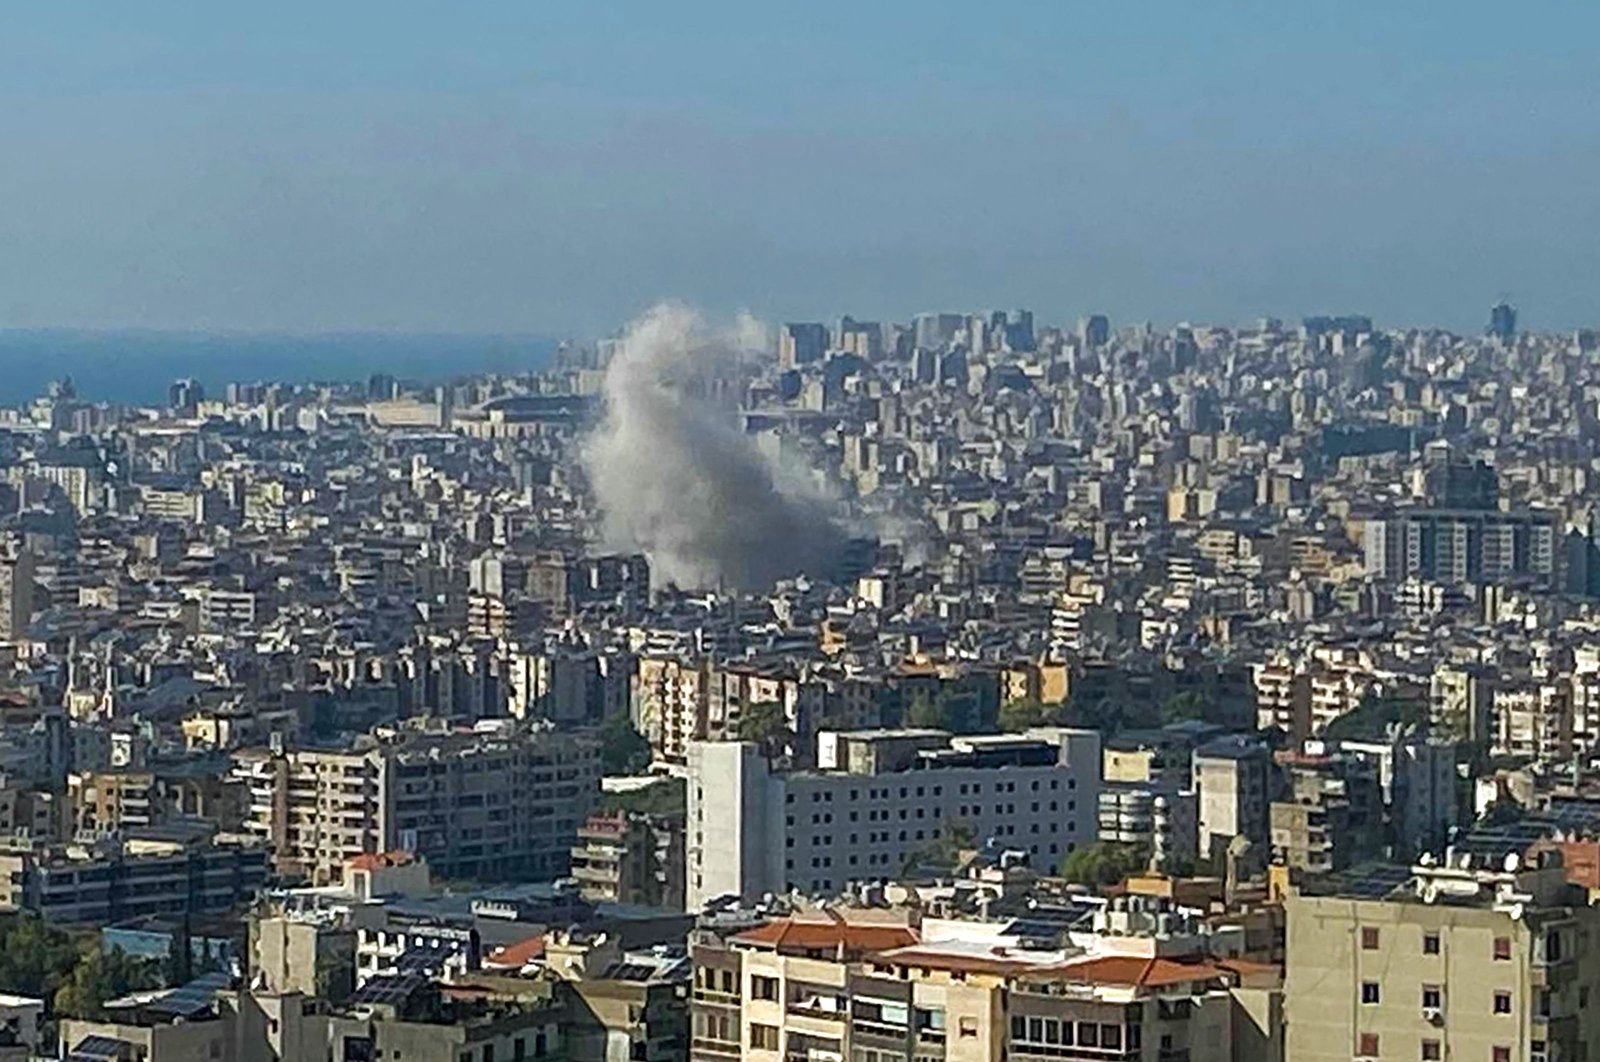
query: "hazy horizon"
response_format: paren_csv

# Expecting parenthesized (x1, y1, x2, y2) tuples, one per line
(0, 329, 559, 406)
(3, 2, 1597, 337)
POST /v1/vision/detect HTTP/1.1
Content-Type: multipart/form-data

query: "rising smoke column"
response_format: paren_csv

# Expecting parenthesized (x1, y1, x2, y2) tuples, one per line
(583, 302, 852, 591)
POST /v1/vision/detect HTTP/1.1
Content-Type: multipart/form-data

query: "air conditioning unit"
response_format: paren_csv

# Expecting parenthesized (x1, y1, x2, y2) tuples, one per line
(1423, 1007, 1444, 1025)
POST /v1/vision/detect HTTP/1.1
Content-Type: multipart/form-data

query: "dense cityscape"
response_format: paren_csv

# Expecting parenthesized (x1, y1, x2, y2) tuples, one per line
(0, 301, 1591, 1059)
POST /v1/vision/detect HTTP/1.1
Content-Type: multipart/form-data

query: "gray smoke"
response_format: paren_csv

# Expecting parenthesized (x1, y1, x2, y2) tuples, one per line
(582, 303, 854, 592)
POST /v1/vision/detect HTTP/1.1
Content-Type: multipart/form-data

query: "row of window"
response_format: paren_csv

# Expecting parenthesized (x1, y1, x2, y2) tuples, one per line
(788, 777, 1076, 805)
(1358, 1034, 1530, 1062)
(1009, 1016, 1136, 1051)
(1359, 926, 1543, 961)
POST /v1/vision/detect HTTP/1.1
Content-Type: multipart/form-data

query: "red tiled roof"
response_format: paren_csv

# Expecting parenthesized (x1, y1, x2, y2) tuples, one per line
(1056, 955, 1225, 988)
(874, 947, 1225, 988)
(732, 918, 918, 953)
(347, 851, 417, 871)
(485, 935, 547, 969)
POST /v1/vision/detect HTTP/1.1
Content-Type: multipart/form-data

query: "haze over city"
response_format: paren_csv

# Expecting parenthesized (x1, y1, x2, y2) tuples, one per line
(3, 1, 1599, 336)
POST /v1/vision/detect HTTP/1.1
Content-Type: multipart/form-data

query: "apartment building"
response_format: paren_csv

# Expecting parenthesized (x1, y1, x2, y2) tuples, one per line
(685, 728, 1101, 910)
(570, 810, 685, 910)
(0, 832, 268, 923)
(1106, 782, 1198, 862)
(234, 720, 598, 885)
(1285, 850, 1600, 1062)
(1251, 664, 1310, 740)
(691, 907, 1277, 1062)
(1192, 737, 1273, 868)
(68, 768, 242, 837)
(635, 656, 708, 767)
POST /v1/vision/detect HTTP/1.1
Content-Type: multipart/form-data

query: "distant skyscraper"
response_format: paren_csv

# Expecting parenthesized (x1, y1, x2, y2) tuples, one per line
(912, 312, 965, 352)
(168, 377, 205, 413)
(1487, 301, 1517, 341)
(1078, 314, 1110, 348)
(1005, 308, 1035, 352)
(834, 317, 882, 360)
(778, 322, 827, 369)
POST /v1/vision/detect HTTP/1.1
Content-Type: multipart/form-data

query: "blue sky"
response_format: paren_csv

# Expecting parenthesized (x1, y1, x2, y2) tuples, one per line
(1, 1, 1596, 335)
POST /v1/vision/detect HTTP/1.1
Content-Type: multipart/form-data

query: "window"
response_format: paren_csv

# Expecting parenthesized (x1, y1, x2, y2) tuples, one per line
(1493, 1049, 1510, 1062)
(1421, 1040, 1440, 1061)
(1545, 930, 1563, 962)
(1421, 985, 1441, 1009)
(751, 975, 778, 1001)
(1361, 982, 1380, 1004)
(1423, 932, 1440, 955)
(1358, 1032, 1379, 1057)
(1493, 991, 1512, 1014)
(1493, 936, 1511, 961)
(958, 1018, 977, 1039)
(1361, 927, 1380, 950)
(750, 1024, 779, 1051)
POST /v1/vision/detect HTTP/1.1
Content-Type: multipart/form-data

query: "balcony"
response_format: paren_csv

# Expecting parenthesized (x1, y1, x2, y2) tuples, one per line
(786, 1050, 843, 1062)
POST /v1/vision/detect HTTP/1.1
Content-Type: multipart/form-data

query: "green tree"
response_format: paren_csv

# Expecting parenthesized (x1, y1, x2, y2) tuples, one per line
(999, 697, 1063, 732)
(1058, 842, 1151, 887)
(597, 778, 687, 818)
(905, 686, 985, 732)
(598, 713, 652, 775)
(1323, 693, 1429, 742)
(735, 700, 792, 764)
(54, 946, 158, 1021)
(0, 916, 79, 998)
(1160, 692, 1209, 725)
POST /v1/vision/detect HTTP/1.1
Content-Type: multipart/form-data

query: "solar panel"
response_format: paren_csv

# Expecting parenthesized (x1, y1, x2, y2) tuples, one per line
(153, 971, 233, 1017)
(348, 974, 427, 1008)
(391, 948, 447, 973)
(66, 1034, 133, 1061)
(1322, 862, 1413, 899)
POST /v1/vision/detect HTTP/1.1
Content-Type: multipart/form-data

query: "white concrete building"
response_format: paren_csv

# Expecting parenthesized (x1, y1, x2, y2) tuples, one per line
(686, 727, 1101, 910)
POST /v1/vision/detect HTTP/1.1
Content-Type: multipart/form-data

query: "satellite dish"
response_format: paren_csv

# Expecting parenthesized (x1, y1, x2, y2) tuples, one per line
(1504, 852, 1521, 873)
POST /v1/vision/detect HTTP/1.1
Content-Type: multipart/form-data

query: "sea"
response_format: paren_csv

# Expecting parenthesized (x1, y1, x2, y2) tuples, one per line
(0, 330, 559, 407)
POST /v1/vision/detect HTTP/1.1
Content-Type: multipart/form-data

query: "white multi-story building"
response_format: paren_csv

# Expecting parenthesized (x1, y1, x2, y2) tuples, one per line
(685, 727, 1101, 910)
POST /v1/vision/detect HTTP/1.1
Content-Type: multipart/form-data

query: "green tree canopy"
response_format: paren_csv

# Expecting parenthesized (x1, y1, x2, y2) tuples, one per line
(597, 777, 686, 818)
(999, 697, 1064, 732)
(54, 946, 160, 1021)
(905, 686, 989, 732)
(1323, 693, 1429, 742)
(598, 712, 653, 775)
(1160, 692, 1209, 725)
(735, 700, 792, 763)
(0, 917, 79, 999)
(1058, 842, 1151, 886)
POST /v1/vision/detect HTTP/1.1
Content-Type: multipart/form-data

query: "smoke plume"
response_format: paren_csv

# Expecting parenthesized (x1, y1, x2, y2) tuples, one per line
(583, 303, 853, 592)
